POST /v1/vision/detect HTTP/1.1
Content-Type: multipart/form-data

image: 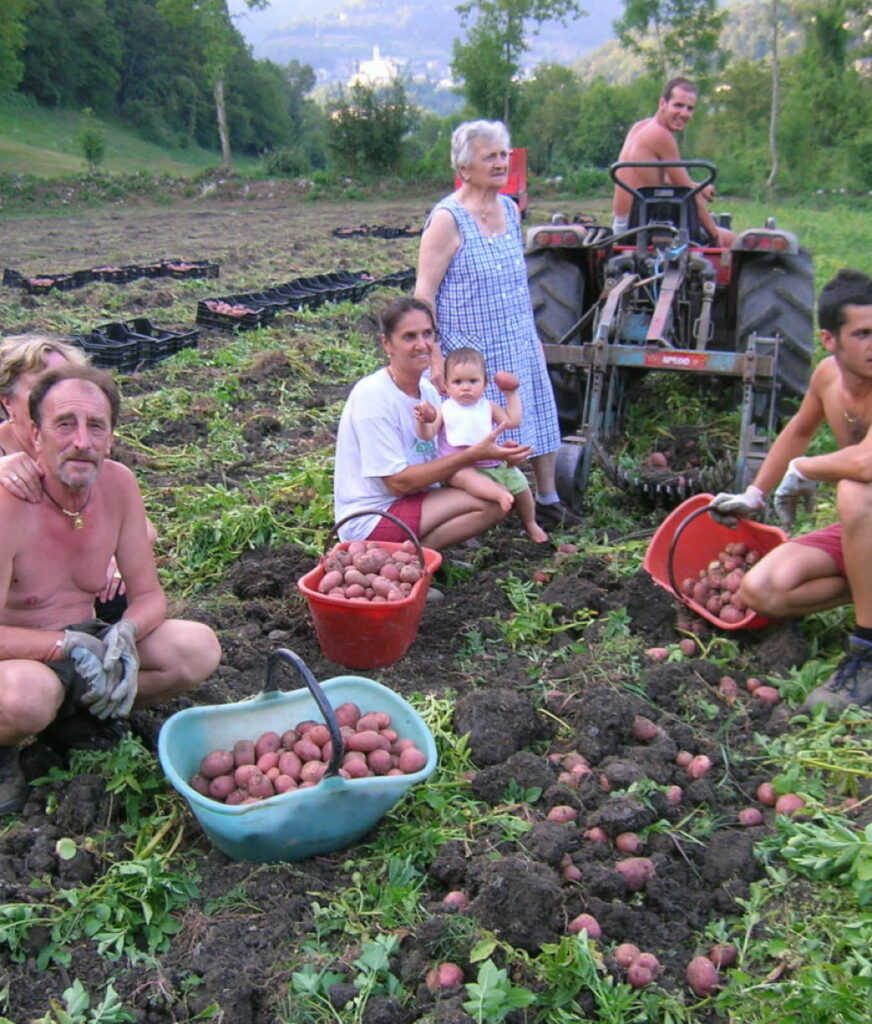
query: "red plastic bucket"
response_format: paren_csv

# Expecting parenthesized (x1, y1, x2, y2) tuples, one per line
(643, 493, 787, 630)
(297, 511, 442, 669)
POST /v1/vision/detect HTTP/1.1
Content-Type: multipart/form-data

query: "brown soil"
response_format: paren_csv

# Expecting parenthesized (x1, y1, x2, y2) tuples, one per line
(0, 193, 833, 1023)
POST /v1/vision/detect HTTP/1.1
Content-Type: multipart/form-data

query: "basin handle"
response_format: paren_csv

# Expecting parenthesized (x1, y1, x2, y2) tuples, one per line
(265, 648, 343, 778)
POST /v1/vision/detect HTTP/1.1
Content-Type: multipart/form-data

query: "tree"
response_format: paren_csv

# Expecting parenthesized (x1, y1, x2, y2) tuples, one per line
(452, 0, 585, 129)
(327, 80, 419, 176)
(0, 0, 31, 93)
(614, 0, 728, 83)
(77, 107, 107, 172)
(157, 0, 267, 169)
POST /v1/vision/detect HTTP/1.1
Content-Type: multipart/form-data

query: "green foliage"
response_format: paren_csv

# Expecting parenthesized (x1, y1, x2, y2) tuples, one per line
(0, 0, 30, 93)
(615, 0, 729, 83)
(327, 80, 419, 176)
(77, 108, 106, 172)
(769, 817, 872, 905)
(453, 0, 584, 128)
(29, 979, 134, 1024)
(462, 958, 536, 1023)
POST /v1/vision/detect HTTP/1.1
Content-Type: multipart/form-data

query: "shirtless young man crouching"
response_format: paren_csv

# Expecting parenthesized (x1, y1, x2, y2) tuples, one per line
(711, 269, 872, 713)
(0, 364, 221, 813)
(613, 76, 734, 248)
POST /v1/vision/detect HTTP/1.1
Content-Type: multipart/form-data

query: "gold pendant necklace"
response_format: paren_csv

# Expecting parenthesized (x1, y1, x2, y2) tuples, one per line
(42, 484, 92, 529)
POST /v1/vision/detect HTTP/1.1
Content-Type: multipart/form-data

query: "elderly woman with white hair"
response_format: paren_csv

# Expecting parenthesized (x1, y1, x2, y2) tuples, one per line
(415, 119, 581, 533)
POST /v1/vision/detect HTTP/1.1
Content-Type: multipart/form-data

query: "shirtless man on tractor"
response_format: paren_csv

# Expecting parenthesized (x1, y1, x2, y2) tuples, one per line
(613, 76, 734, 247)
(711, 268, 872, 714)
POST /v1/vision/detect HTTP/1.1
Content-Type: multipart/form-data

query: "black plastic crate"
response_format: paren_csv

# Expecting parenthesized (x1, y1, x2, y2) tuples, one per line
(196, 299, 271, 331)
(162, 259, 220, 279)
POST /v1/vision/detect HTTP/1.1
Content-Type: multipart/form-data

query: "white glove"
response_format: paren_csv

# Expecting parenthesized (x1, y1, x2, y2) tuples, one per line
(773, 459, 816, 528)
(710, 485, 765, 526)
(60, 629, 107, 661)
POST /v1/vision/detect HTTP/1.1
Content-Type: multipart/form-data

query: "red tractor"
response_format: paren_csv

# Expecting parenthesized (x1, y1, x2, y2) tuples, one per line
(525, 160, 814, 508)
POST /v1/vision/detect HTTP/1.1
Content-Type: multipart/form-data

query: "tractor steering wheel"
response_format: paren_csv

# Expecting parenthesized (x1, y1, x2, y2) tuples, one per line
(609, 160, 717, 204)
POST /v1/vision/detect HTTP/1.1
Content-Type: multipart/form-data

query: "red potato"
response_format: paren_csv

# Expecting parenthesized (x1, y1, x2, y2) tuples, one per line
(266, 767, 280, 780)
(256, 752, 279, 773)
(745, 677, 762, 692)
(738, 807, 764, 826)
(341, 757, 370, 779)
(615, 857, 655, 891)
(318, 570, 344, 594)
(254, 731, 281, 758)
(233, 740, 256, 767)
(708, 943, 738, 969)
(774, 793, 805, 816)
(281, 729, 299, 748)
(225, 789, 247, 805)
(246, 771, 275, 799)
(200, 749, 235, 779)
(356, 712, 384, 732)
(718, 676, 739, 700)
(686, 956, 720, 997)
(753, 685, 781, 704)
(307, 724, 331, 748)
(756, 781, 777, 806)
(278, 751, 302, 779)
(687, 754, 713, 779)
(635, 952, 660, 973)
(613, 943, 641, 968)
(493, 370, 519, 391)
(208, 774, 236, 800)
(425, 963, 464, 991)
(335, 703, 361, 728)
(675, 750, 693, 768)
(547, 805, 578, 823)
(615, 832, 643, 854)
(557, 771, 578, 788)
(584, 827, 609, 843)
(234, 763, 259, 787)
(274, 774, 298, 794)
(626, 964, 654, 989)
(442, 890, 469, 911)
(293, 738, 323, 763)
(665, 785, 683, 805)
(678, 637, 698, 657)
(632, 716, 659, 742)
(719, 605, 745, 624)
(645, 647, 669, 663)
(346, 730, 389, 753)
(562, 863, 582, 882)
(367, 749, 393, 775)
(189, 773, 211, 796)
(568, 913, 601, 938)
(398, 747, 427, 774)
(299, 760, 327, 784)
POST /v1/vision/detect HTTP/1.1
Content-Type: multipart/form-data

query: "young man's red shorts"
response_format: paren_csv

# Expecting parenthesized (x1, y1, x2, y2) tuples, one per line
(367, 494, 426, 542)
(794, 522, 845, 576)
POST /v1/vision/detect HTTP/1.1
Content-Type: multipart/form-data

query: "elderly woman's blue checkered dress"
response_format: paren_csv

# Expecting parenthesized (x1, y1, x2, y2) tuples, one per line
(430, 193, 561, 456)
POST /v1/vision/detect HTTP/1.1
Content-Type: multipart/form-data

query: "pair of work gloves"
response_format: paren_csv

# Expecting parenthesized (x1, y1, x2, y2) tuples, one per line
(712, 459, 816, 528)
(60, 620, 139, 719)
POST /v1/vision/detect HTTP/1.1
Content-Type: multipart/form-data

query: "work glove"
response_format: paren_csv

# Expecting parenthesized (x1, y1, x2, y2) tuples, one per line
(60, 629, 107, 662)
(96, 620, 139, 719)
(773, 459, 816, 528)
(709, 485, 765, 527)
(70, 648, 119, 720)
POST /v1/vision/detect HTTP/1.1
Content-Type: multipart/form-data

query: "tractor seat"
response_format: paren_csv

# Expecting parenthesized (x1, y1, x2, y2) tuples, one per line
(627, 184, 711, 245)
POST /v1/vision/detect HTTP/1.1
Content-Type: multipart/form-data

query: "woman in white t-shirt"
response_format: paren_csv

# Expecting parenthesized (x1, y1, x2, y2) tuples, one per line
(333, 297, 532, 547)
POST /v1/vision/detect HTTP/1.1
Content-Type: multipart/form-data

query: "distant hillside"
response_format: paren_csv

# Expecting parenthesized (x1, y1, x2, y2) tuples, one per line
(229, 0, 624, 83)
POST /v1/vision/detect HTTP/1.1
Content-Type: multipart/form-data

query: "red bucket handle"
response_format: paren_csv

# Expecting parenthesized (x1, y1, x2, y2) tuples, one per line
(326, 509, 428, 571)
(666, 503, 718, 609)
(265, 648, 344, 778)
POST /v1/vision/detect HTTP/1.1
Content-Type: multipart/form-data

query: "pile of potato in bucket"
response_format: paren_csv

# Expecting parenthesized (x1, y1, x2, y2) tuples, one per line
(677, 540, 762, 625)
(317, 539, 424, 602)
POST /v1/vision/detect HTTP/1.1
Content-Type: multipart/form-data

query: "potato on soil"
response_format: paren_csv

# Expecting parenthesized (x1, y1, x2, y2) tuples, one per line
(425, 963, 464, 990)
(613, 943, 641, 968)
(708, 943, 738, 968)
(615, 857, 655, 891)
(686, 956, 720, 996)
(568, 913, 601, 938)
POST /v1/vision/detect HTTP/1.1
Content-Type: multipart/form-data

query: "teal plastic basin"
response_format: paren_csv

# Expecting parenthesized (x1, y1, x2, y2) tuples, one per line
(158, 650, 437, 862)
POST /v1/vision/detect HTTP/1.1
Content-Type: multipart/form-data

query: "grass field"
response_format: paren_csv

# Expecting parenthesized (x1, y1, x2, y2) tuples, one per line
(0, 93, 259, 177)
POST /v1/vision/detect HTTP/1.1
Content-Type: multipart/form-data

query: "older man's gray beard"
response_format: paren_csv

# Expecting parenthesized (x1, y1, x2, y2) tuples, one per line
(57, 454, 99, 490)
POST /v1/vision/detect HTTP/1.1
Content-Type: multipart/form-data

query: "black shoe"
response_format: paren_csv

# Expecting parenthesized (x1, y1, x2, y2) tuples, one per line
(536, 500, 584, 530)
(40, 711, 127, 753)
(0, 745, 27, 815)
(803, 637, 872, 714)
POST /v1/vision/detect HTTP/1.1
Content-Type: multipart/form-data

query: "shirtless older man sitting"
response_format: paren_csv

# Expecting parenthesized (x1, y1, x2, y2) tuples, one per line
(0, 364, 221, 813)
(613, 76, 734, 248)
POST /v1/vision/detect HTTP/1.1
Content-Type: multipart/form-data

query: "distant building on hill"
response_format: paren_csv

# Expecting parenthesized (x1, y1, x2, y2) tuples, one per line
(349, 46, 404, 88)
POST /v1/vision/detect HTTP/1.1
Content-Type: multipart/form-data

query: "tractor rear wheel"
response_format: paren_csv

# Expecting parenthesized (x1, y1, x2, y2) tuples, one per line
(526, 250, 585, 433)
(735, 251, 814, 399)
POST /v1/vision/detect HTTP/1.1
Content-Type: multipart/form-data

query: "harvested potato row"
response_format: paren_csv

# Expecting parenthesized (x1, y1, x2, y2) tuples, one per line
(190, 701, 428, 805)
(678, 541, 761, 625)
(317, 539, 424, 602)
